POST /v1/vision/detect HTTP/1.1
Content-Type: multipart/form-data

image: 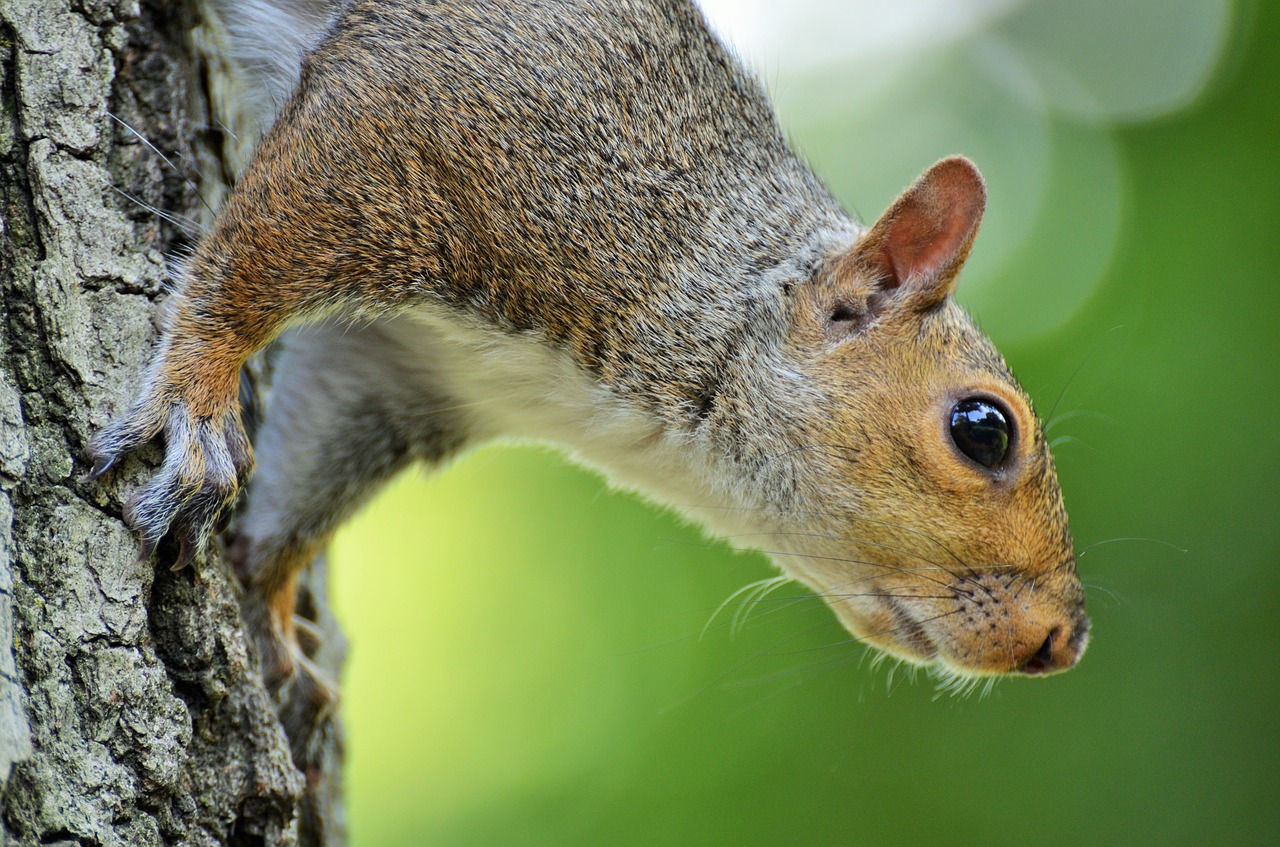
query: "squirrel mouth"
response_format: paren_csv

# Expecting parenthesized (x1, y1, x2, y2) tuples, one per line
(881, 598, 938, 661)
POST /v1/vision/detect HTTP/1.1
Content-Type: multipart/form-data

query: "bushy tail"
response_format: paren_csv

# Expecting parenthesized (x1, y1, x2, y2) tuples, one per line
(208, 0, 346, 137)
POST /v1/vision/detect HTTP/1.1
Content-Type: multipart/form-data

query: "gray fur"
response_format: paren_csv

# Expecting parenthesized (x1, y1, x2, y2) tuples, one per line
(237, 318, 472, 564)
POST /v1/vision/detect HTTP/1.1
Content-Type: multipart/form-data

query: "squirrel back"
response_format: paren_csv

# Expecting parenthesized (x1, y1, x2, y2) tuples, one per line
(211, 0, 852, 419)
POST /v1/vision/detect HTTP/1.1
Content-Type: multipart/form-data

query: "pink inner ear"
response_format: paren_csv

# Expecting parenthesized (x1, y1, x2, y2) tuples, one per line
(876, 157, 986, 293)
(885, 201, 974, 282)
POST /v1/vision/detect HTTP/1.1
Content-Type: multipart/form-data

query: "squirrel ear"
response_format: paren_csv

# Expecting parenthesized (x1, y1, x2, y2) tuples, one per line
(847, 156, 986, 312)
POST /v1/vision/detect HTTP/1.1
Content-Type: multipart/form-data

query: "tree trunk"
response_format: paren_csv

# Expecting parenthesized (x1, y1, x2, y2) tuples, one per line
(0, 1, 344, 844)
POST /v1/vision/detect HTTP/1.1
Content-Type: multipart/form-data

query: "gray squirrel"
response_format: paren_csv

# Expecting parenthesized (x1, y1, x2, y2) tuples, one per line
(90, 0, 1090, 760)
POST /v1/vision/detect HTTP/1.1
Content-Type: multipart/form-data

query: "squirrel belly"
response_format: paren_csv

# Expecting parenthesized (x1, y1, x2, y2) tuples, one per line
(90, 0, 1090, 759)
(302, 302, 824, 542)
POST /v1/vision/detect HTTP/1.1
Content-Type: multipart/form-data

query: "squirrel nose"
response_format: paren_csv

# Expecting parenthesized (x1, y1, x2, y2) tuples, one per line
(1018, 616, 1090, 676)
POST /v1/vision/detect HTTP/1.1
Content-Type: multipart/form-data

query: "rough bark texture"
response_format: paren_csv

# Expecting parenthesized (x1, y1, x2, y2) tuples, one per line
(0, 1, 344, 843)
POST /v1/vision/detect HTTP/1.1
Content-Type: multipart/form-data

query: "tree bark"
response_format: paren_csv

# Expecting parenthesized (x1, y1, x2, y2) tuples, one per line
(0, 1, 344, 843)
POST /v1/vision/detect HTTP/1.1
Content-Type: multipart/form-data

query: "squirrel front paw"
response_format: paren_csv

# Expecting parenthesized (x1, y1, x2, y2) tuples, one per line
(89, 387, 253, 565)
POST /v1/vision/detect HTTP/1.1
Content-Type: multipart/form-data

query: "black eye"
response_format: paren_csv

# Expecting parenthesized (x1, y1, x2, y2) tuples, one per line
(949, 399, 1011, 469)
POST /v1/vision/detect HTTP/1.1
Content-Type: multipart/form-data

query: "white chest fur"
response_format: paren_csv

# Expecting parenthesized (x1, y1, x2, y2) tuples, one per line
(388, 309, 763, 540)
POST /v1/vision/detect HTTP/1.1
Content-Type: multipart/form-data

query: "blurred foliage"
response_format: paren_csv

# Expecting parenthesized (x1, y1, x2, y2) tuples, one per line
(330, 0, 1279, 843)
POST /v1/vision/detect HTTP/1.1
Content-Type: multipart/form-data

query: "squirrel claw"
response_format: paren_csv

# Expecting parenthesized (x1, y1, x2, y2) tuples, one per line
(172, 535, 194, 571)
(91, 392, 254, 566)
(135, 534, 158, 564)
(83, 454, 115, 482)
(214, 509, 233, 536)
(87, 397, 166, 478)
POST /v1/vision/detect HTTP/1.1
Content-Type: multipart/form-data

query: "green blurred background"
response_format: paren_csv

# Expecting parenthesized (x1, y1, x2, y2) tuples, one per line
(328, 0, 1279, 843)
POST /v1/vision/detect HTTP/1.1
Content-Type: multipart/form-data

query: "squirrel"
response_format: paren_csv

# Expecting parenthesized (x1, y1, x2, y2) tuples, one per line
(90, 0, 1090, 755)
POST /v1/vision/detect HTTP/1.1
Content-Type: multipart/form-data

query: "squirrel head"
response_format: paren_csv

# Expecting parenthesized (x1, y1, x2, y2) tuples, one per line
(774, 157, 1088, 680)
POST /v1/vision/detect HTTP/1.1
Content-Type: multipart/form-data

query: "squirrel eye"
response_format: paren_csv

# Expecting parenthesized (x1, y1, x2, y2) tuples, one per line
(949, 399, 1010, 469)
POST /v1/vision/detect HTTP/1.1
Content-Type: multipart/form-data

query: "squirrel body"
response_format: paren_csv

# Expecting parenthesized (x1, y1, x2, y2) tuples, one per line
(91, 0, 1089, 756)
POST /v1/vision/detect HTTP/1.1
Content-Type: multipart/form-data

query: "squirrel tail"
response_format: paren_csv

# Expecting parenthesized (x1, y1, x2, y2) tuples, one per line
(208, 0, 345, 136)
